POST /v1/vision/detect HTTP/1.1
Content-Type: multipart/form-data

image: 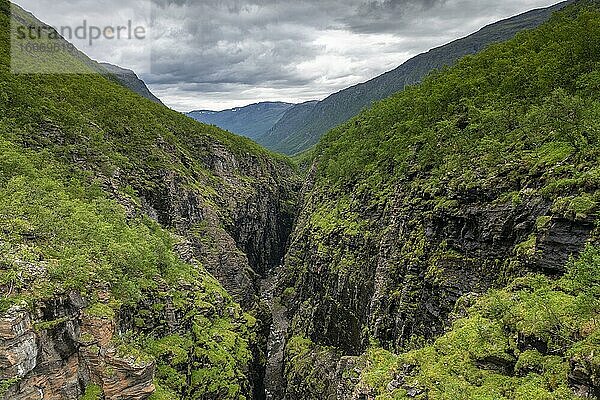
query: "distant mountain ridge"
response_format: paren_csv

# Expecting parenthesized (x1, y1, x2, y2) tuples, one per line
(256, 0, 572, 155)
(187, 101, 295, 140)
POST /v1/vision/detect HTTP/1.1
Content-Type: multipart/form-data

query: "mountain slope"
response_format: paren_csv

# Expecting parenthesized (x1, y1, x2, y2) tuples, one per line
(187, 102, 295, 140)
(257, 1, 572, 155)
(0, 2, 299, 399)
(256, 100, 318, 153)
(275, 1, 600, 398)
(99, 62, 165, 105)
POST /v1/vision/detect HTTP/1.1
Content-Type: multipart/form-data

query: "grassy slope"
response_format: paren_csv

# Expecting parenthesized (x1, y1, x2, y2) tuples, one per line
(316, 3, 600, 196)
(283, 2, 600, 398)
(0, 1, 292, 398)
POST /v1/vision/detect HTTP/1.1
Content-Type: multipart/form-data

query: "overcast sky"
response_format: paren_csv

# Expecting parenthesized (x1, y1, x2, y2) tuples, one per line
(14, 0, 560, 111)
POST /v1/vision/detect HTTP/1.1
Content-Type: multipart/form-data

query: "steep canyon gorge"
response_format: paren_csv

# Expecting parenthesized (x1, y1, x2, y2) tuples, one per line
(0, 1, 600, 399)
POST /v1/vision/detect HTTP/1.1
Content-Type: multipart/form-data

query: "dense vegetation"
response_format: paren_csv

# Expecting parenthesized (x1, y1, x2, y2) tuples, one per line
(316, 2, 600, 198)
(0, 135, 186, 306)
(0, 1, 295, 398)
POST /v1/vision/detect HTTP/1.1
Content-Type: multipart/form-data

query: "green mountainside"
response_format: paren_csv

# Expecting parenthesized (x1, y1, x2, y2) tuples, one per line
(257, 1, 571, 155)
(276, 2, 599, 398)
(0, 2, 298, 399)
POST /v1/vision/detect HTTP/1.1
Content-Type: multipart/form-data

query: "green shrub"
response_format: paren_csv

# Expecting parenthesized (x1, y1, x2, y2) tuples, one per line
(81, 384, 102, 400)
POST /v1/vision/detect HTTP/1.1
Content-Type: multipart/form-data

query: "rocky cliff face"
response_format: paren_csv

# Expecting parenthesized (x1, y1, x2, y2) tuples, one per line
(275, 182, 598, 396)
(275, 178, 597, 396)
(123, 141, 299, 398)
(123, 139, 299, 309)
(0, 295, 155, 400)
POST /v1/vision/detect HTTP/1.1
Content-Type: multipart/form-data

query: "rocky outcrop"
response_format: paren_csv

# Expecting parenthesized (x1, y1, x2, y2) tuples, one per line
(0, 295, 155, 400)
(368, 197, 595, 349)
(99, 63, 164, 106)
(333, 356, 423, 400)
(570, 353, 600, 398)
(89, 350, 155, 400)
(123, 140, 299, 310)
(284, 191, 592, 343)
(0, 307, 38, 381)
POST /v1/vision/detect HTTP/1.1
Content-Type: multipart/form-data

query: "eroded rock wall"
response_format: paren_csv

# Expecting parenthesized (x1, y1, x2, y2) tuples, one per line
(0, 294, 154, 400)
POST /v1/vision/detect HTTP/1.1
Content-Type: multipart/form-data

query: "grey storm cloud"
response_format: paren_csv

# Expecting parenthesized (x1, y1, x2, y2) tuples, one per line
(355, 0, 446, 18)
(14, 0, 560, 110)
(147, 0, 438, 84)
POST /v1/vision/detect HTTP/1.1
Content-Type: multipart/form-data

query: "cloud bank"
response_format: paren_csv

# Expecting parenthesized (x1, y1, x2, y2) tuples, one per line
(14, 0, 559, 110)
